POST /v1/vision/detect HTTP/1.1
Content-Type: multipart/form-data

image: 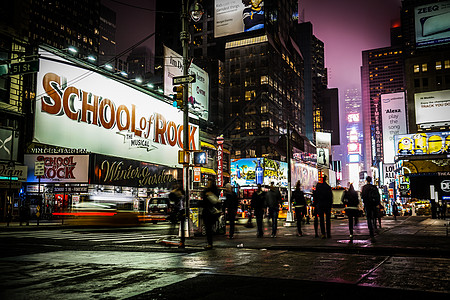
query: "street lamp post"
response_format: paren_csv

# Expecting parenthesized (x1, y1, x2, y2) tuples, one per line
(179, 0, 203, 248)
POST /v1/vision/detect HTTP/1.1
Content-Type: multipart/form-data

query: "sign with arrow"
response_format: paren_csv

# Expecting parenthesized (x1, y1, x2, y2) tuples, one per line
(173, 74, 196, 85)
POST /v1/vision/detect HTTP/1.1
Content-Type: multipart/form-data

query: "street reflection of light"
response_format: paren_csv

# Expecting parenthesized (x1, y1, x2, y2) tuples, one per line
(53, 212, 117, 216)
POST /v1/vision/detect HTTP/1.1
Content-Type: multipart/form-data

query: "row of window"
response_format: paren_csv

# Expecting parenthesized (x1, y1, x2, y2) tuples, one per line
(414, 60, 450, 73)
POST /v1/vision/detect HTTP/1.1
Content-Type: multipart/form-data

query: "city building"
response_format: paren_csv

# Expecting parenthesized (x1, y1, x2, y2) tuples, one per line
(99, 4, 117, 67)
(126, 46, 154, 80)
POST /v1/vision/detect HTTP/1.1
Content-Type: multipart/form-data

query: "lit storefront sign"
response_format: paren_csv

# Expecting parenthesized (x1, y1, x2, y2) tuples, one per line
(36, 48, 199, 168)
(217, 137, 224, 187)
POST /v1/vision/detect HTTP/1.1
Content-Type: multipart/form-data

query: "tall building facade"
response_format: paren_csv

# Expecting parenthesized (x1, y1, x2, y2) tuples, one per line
(361, 44, 405, 172)
(99, 4, 117, 66)
(126, 46, 154, 80)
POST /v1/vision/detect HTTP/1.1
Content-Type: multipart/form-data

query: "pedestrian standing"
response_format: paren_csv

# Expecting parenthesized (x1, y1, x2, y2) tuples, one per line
(311, 188, 320, 238)
(361, 176, 380, 238)
(201, 179, 221, 249)
(315, 175, 333, 239)
(224, 183, 239, 239)
(392, 200, 399, 221)
(266, 182, 282, 237)
(292, 181, 306, 236)
(342, 183, 359, 239)
(251, 184, 266, 237)
(168, 184, 185, 236)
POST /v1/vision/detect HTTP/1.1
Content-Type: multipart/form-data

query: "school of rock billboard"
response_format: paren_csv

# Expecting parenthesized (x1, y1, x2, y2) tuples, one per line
(414, 1, 450, 48)
(35, 48, 199, 168)
(214, 0, 265, 38)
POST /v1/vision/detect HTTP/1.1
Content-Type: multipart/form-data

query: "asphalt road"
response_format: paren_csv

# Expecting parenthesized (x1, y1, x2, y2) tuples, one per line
(0, 217, 449, 299)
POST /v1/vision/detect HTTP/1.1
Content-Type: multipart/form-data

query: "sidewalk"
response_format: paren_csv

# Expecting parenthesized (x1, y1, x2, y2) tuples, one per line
(183, 216, 450, 257)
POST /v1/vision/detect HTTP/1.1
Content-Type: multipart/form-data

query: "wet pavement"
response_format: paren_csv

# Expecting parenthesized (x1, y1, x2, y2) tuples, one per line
(0, 216, 449, 299)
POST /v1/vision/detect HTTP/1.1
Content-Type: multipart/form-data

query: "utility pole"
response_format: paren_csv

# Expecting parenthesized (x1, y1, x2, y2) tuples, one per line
(286, 121, 294, 223)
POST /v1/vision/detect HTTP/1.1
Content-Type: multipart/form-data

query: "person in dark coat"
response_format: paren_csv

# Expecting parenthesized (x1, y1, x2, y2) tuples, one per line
(201, 179, 220, 249)
(315, 175, 333, 239)
(224, 183, 239, 239)
(361, 176, 380, 238)
(266, 182, 282, 237)
(292, 180, 307, 236)
(342, 183, 359, 239)
(251, 184, 266, 238)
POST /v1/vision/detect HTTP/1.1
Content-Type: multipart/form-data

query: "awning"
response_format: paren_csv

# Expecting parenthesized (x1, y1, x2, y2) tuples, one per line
(201, 141, 216, 150)
(201, 167, 216, 175)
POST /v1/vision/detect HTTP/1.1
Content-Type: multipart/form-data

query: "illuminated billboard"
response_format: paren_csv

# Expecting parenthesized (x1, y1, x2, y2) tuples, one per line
(164, 46, 209, 120)
(395, 131, 450, 156)
(347, 113, 360, 123)
(291, 161, 318, 193)
(316, 132, 331, 167)
(231, 158, 287, 187)
(414, 90, 450, 125)
(214, 0, 265, 38)
(414, 1, 450, 47)
(36, 48, 199, 168)
(381, 92, 407, 164)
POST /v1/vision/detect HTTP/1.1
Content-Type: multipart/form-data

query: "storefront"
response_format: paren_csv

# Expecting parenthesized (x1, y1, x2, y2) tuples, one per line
(0, 163, 27, 221)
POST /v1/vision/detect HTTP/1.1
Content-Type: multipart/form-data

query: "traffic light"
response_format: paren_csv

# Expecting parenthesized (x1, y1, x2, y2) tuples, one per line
(172, 85, 183, 108)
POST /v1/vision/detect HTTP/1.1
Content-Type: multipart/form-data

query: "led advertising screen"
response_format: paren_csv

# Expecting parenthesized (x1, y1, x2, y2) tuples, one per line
(164, 46, 209, 120)
(395, 131, 450, 156)
(214, 0, 265, 38)
(316, 132, 331, 167)
(414, 1, 450, 48)
(291, 161, 318, 193)
(414, 90, 450, 125)
(231, 158, 287, 187)
(36, 48, 199, 168)
(381, 92, 407, 164)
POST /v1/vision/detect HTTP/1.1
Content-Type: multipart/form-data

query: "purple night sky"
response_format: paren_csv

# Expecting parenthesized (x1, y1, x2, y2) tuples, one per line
(105, 0, 403, 98)
(299, 0, 402, 95)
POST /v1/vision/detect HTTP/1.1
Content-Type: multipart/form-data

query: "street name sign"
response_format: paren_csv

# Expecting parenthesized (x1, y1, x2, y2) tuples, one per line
(173, 74, 196, 85)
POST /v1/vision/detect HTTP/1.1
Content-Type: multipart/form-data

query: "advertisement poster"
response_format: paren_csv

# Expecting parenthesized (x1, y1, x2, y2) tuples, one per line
(395, 131, 450, 156)
(383, 163, 396, 187)
(36, 48, 199, 168)
(316, 132, 331, 167)
(414, 90, 450, 125)
(231, 158, 287, 187)
(24, 154, 89, 183)
(414, 1, 450, 47)
(381, 92, 407, 164)
(163, 46, 209, 120)
(214, 0, 264, 38)
(290, 162, 318, 193)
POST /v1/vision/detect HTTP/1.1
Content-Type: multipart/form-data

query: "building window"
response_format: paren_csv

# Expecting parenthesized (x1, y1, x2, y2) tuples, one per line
(445, 60, 450, 69)
(436, 61, 442, 70)
(422, 63, 427, 72)
(414, 65, 420, 73)
(414, 78, 420, 88)
(261, 75, 268, 84)
(261, 105, 268, 113)
(422, 78, 428, 87)
(245, 90, 255, 101)
(437, 76, 442, 86)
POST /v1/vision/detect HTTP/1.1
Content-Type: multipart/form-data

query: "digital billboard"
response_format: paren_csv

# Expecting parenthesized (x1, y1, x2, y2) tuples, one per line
(36, 48, 199, 168)
(414, 1, 450, 48)
(291, 161, 318, 193)
(381, 92, 407, 164)
(231, 158, 287, 187)
(164, 46, 209, 120)
(214, 0, 265, 38)
(414, 90, 450, 125)
(316, 132, 331, 167)
(395, 131, 450, 156)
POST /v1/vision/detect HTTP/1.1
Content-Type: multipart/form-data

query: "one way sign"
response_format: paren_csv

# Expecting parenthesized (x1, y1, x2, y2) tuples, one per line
(173, 74, 196, 85)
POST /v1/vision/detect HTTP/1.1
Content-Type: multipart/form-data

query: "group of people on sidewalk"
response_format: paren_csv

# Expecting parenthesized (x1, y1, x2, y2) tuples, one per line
(171, 175, 385, 250)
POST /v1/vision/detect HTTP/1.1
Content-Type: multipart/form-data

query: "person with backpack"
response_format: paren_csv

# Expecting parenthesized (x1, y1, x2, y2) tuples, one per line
(361, 176, 380, 238)
(251, 184, 266, 238)
(292, 180, 307, 236)
(315, 175, 333, 239)
(224, 183, 239, 239)
(342, 183, 359, 239)
(266, 182, 282, 237)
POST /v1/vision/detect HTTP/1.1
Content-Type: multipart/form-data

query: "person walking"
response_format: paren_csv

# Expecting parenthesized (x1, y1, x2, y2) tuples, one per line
(392, 200, 399, 221)
(201, 179, 221, 249)
(361, 176, 380, 238)
(266, 182, 282, 237)
(224, 183, 239, 239)
(315, 175, 333, 239)
(342, 183, 359, 239)
(168, 184, 185, 236)
(251, 184, 266, 237)
(292, 180, 307, 236)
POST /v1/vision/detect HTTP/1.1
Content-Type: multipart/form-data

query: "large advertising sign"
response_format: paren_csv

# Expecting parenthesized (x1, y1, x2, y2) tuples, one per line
(381, 92, 407, 164)
(291, 161, 318, 193)
(383, 163, 395, 187)
(231, 158, 287, 187)
(414, 1, 450, 47)
(36, 49, 199, 168)
(395, 131, 450, 156)
(214, 0, 264, 38)
(164, 46, 209, 120)
(24, 154, 89, 183)
(414, 90, 450, 125)
(316, 132, 331, 167)
(90, 154, 179, 188)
